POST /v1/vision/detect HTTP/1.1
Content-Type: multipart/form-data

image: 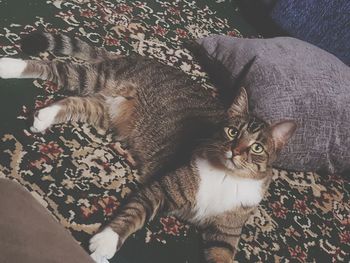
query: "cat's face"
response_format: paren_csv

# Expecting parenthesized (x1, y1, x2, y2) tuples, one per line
(204, 88, 296, 178)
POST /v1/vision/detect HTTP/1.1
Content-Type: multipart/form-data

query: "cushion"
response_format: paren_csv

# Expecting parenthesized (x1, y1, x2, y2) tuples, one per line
(195, 35, 350, 174)
(0, 178, 95, 263)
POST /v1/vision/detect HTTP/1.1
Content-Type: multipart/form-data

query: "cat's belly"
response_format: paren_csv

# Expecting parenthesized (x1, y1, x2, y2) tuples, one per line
(192, 158, 265, 223)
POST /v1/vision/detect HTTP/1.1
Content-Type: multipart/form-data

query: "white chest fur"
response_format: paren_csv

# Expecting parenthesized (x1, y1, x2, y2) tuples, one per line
(193, 158, 264, 222)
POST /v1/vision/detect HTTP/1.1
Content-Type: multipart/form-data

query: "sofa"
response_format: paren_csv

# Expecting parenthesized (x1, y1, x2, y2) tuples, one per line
(0, 0, 349, 262)
(238, 0, 350, 65)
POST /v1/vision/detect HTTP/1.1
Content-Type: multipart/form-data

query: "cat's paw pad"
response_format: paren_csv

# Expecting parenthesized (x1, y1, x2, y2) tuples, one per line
(89, 227, 119, 261)
(30, 105, 61, 133)
(0, 58, 27, 79)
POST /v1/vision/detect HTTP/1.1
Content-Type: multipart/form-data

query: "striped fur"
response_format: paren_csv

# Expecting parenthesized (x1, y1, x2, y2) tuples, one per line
(8, 32, 226, 181)
(0, 33, 296, 262)
(20, 31, 111, 60)
(89, 90, 296, 262)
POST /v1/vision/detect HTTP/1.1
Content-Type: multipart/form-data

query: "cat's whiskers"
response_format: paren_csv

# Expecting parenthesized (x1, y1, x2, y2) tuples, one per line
(236, 160, 258, 175)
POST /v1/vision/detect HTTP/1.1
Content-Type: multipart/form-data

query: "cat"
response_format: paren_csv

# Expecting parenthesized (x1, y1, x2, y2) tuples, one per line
(0, 32, 296, 262)
(88, 88, 296, 263)
(2, 32, 226, 182)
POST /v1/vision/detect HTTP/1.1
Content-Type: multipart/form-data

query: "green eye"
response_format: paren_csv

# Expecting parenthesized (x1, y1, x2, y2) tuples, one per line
(225, 127, 238, 140)
(251, 143, 264, 154)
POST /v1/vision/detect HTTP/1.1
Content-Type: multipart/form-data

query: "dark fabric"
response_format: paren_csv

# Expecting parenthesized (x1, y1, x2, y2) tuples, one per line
(197, 35, 350, 175)
(235, 0, 286, 37)
(0, 178, 95, 263)
(270, 0, 350, 65)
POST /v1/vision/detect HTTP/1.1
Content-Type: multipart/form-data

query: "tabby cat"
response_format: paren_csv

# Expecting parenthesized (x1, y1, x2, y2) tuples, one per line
(0, 32, 296, 263)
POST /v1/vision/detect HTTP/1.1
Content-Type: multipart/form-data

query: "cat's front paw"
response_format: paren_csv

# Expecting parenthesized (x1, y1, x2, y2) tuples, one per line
(30, 105, 61, 133)
(89, 227, 119, 262)
(0, 58, 27, 79)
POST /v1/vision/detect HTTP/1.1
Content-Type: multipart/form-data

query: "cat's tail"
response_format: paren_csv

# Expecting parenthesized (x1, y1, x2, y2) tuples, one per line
(20, 31, 111, 60)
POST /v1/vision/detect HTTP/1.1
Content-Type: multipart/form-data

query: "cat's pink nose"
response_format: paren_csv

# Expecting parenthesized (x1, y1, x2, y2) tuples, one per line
(232, 148, 241, 156)
(232, 144, 247, 156)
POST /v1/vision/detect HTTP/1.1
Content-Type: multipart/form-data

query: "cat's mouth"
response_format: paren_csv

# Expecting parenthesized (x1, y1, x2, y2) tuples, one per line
(231, 158, 244, 169)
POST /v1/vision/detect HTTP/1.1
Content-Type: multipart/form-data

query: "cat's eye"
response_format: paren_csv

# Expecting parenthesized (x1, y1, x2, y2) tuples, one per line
(250, 143, 264, 154)
(225, 127, 238, 140)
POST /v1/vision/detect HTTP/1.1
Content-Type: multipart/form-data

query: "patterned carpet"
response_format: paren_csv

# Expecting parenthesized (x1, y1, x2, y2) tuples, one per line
(0, 1, 349, 262)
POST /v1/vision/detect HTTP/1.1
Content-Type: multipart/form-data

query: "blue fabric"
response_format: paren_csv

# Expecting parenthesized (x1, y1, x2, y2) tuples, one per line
(271, 0, 350, 66)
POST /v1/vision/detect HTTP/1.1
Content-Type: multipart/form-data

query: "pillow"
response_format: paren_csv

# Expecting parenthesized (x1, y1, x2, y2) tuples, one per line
(195, 35, 350, 174)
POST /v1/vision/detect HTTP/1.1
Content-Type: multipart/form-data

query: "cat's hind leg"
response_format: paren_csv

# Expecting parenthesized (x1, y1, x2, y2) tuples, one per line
(0, 58, 28, 79)
(0, 58, 56, 80)
(0, 57, 105, 96)
(31, 95, 109, 133)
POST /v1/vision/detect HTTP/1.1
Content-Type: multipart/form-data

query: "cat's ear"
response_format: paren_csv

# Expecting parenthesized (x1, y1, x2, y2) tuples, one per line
(228, 87, 248, 116)
(270, 120, 297, 151)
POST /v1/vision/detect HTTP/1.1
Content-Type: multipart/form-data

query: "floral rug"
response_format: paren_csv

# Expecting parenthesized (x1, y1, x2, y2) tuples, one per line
(0, 0, 349, 262)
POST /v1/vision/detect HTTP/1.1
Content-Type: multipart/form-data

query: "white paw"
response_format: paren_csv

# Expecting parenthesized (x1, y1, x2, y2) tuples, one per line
(89, 227, 119, 262)
(90, 252, 111, 263)
(30, 105, 61, 133)
(0, 58, 27, 78)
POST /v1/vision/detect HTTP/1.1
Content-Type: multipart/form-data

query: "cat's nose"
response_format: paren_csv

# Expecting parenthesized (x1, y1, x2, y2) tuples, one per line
(232, 140, 249, 156)
(232, 144, 247, 156)
(232, 148, 242, 156)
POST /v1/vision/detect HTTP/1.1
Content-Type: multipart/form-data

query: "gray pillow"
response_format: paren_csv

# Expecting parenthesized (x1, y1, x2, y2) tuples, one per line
(196, 35, 350, 174)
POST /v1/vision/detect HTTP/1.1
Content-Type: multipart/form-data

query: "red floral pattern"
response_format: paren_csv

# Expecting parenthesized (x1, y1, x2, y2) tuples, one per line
(270, 202, 288, 218)
(288, 246, 307, 262)
(160, 216, 183, 236)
